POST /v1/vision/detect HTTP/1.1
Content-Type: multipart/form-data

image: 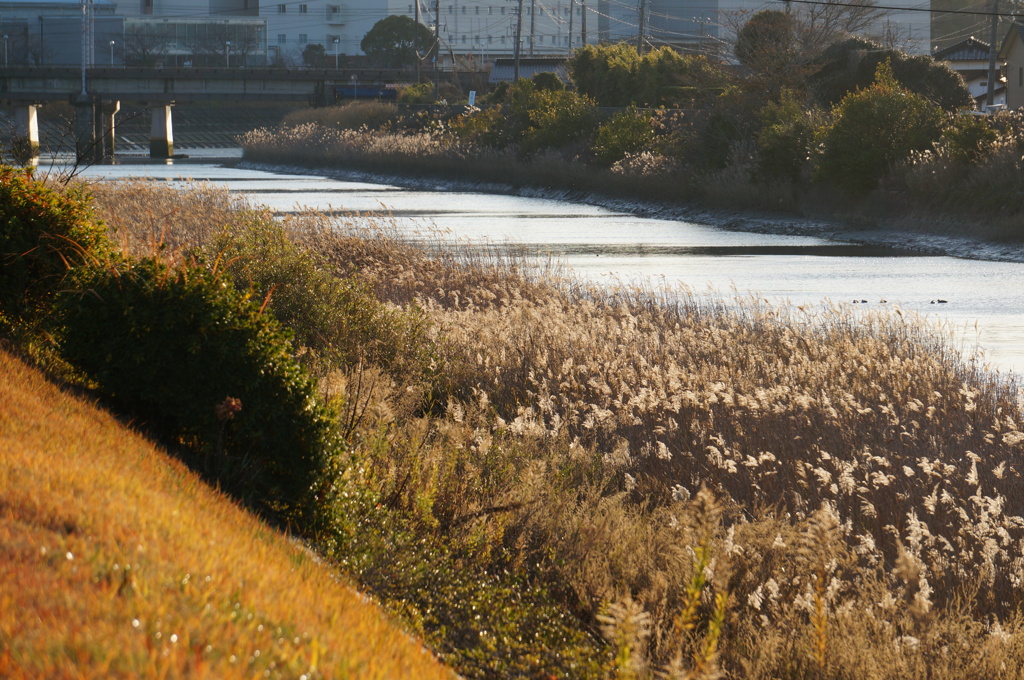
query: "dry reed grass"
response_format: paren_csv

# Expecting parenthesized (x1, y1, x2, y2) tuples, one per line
(280, 102, 400, 131)
(87, 179, 1024, 678)
(0, 347, 455, 679)
(240, 111, 1024, 241)
(239, 123, 689, 204)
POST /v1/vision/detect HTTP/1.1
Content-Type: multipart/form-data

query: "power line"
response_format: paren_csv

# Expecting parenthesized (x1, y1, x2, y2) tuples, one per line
(778, 0, 1024, 18)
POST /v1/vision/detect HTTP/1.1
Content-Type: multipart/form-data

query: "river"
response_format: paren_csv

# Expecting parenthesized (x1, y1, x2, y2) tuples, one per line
(73, 154, 1024, 377)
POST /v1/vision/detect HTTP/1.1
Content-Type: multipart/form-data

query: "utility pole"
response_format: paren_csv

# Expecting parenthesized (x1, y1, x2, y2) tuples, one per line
(414, 0, 421, 82)
(80, 0, 94, 95)
(985, 0, 1000, 111)
(530, 0, 536, 56)
(514, 0, 523, 79)
(581, 0, 587, 46)
(433, 0, 440, 96)
(636, 0, 646, 52)
(568, 0, 574, 52)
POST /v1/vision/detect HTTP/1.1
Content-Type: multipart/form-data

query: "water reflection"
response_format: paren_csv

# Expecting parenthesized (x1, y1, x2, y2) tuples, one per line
(70, 160, 1024, 377)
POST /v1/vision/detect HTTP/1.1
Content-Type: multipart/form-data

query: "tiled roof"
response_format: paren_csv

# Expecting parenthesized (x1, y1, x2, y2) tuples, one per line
(934, 36, 991, 61)
(489, 57, 568, 83)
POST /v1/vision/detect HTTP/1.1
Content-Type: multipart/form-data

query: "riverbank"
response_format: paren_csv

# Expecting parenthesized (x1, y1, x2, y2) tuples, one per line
(10, 170, 1024, 678)
(239, 158, 1024, 264)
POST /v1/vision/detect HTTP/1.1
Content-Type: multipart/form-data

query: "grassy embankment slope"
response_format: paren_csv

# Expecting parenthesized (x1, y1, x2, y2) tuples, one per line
(0, 348, 454, 680)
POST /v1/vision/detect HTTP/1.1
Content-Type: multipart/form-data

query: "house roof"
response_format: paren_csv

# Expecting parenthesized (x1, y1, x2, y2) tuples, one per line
(488, 57, 568, 83)
(934, 36, 991, 61)
(998, 22, 1024, 59)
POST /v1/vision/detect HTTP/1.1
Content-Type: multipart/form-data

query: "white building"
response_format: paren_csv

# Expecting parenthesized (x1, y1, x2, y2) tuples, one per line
(0, 0, 265, 65)
(258, 0, 633, 65)
(0, 0, 928, 68)
(258, 0, 930, 63)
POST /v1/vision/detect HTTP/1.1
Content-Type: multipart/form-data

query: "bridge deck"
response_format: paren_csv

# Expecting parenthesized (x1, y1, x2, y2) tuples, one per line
(0, 67, 410, 104)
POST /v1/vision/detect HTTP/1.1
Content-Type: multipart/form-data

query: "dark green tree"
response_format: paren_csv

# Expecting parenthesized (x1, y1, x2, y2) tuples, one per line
(815, 60, 945, 193)
(361, 15, 435, 68)
(302, 42, 327, 67)
(810, 37, 971, 112)
(531, 71, 565, 91)
(754, 89, 816, 183)
(734, 10, 794, 72)
(568, 43, 728, 107)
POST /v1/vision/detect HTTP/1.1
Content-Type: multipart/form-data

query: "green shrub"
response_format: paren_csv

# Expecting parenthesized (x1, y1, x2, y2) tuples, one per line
(519, 87, 597, 155)
(57, 258, 341, 532)
(399, 82, 435, 104)
(814, 60, 945, 194)
(452, 105, 515, 149)
(202, 215, 435, 383)
(483, 81, 510, 104)
(941, 113, 998, 163)
(350, 527, 611, 679)
(454, 80, 597, 156)
(591, 107, 657, 166)
(684, 108, 749, 174)
(569, 43, 730, 107)
(0, 166, 111, 328)
(531, 71, 565, 92)
(754, 91, 815, 183)
(569, 43, 638, 107)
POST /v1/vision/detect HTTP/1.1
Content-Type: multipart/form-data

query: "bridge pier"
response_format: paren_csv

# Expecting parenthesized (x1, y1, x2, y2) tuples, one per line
(149, 104, 174, 159)
(12, 105, 40, 163)
(102, 100, 120, 159)
(74, 96, 101, 164)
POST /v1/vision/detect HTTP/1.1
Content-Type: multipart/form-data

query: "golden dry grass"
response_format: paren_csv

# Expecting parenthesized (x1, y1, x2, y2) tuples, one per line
(0, 348, 455, 680)
(84, 179, 1024, 679)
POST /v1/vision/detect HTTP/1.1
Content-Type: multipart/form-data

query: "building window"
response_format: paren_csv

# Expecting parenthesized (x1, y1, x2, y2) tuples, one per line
(142, 0, 154, 14)
(299, 4, 308, 13)
(278, 33, 287, 44)
(299, 33, 308, 44)
(277, 3, 286, 12)
(462, 5, 466, 13)
(475, 5, 479, 13)
(461, 34, 466, 43)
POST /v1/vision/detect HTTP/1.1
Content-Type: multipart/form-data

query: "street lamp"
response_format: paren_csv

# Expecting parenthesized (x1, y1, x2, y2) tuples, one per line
(333, 37, 339, 70)
(225, 41, 231, 67)
(110, 40, 115, 67)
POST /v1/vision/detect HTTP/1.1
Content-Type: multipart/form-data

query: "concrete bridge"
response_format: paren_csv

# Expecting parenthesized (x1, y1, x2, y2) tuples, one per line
(0, 66, 405, 161)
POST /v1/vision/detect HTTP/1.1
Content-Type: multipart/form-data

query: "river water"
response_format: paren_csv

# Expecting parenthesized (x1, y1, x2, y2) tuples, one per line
(74, 155, 1024, 377)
